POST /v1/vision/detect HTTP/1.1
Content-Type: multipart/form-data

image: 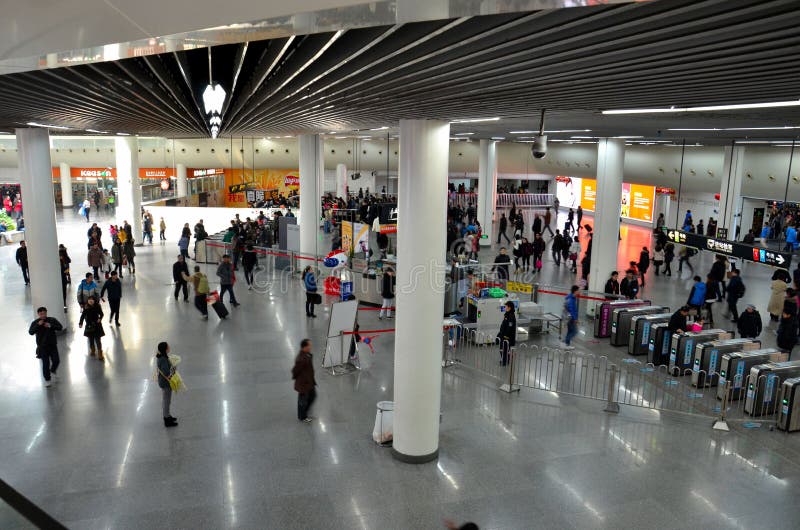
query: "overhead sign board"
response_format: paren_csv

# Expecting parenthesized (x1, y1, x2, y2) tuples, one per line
(666, 230, 791, 270)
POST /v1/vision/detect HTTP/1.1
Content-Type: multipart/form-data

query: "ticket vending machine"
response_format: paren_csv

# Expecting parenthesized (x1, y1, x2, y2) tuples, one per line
(593, 300, 649, 338)
(648, 323, 673, 366)
(717, 349, 781, 401)
(669, 329, 731, 376)
(744, 361, 800, 416)
(629, 313, 672, 356)
(691, 339, 760, 388)
(610, 306, 666, 347)
(777, 377, 800, 432)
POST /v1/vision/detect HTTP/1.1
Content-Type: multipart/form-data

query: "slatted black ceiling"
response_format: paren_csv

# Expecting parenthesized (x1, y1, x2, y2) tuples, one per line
(0, 0, 798, 139)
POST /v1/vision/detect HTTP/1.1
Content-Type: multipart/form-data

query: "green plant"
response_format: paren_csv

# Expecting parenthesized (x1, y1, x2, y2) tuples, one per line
(0, 210, 16, 230)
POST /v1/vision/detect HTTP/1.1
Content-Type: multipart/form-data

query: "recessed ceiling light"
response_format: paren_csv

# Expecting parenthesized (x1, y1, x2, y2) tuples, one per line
(613, 136, 645, 139)
(370, 126, 389, 131)
(27, 122, 70, 130)
(450, 117, 500, 124)
(604, 100, 800, 115)
(491, 137, 505, 140)
(510, 129, 591, 134)
(455, 132, 475, 136)
(116, 132, 130, 136)
(86, 129, 109, 134)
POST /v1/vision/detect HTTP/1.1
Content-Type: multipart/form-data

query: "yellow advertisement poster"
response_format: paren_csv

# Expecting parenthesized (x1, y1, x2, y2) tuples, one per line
(341, 221, 353, 253)
(223, 168, 300, 207)
(580, 180, 596, 211)
(340, 221, 369, 254)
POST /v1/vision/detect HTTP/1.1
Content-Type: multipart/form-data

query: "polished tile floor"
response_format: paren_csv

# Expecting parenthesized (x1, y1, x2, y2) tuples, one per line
(2, 209, 800, 529)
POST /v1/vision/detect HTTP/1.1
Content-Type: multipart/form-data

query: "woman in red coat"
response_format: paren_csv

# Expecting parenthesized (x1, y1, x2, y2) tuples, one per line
(292, 338, 317, 423)
(3, 195, 11, 215)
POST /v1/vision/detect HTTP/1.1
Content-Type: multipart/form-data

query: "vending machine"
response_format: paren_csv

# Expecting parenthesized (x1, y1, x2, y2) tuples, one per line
(777, 377, 800, 432)
(593, 300, 649, 338)
(717, 349, 780, 401)
(647, 322, 673, 366)
(690, 338, 760, 388)
(669, 329, 731, 376)
(610, 306, 667, 347)
(744, 361, 800, 416)
(629, 313, 672, 355)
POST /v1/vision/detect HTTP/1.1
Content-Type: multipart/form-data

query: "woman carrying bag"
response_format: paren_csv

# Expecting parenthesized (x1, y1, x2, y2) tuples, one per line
(155, 342, 179, 428)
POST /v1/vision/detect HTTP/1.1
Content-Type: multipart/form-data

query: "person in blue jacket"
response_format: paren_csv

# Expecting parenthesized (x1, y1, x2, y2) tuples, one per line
(687, 275, 707, 313)
(785, 225, 797, 252)
(302, 266, 318, 318)
(560, 285, 579, 350)
(761, 223, 771, 241)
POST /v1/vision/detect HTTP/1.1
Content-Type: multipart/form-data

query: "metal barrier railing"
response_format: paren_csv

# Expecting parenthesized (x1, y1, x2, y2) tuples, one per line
(443, 322, 791, 430)
(495, 193, 554, 208)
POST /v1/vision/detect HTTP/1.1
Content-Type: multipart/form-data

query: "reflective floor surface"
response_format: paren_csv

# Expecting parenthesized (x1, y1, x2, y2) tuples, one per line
(1, 209, 799, 529)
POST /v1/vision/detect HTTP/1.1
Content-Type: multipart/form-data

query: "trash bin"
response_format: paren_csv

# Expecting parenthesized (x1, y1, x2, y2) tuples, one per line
(372, 401, 394, 445)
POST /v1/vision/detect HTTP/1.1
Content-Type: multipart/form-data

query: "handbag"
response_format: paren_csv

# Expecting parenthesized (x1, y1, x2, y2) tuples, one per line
(310, 292, 322, 305)
(158, 367, 183, 392)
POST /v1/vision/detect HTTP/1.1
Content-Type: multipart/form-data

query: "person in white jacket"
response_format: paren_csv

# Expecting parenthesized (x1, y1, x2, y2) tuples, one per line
(569, 236, 581, 273)
(652, 245, 665, 276)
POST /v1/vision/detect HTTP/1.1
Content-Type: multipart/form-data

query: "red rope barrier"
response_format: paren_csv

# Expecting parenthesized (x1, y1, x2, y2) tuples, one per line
(343, 328, 395, 334)
(537, 289, 609, 302)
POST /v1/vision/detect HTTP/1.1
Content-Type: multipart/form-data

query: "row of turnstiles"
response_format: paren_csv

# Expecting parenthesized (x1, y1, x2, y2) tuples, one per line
(593, 299, 800, 432)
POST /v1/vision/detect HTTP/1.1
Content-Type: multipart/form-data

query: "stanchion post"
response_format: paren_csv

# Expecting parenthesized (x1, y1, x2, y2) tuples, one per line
(499, 341, 520, 394)
(604, 364, 620, 413)
(713, 380, 731, 431)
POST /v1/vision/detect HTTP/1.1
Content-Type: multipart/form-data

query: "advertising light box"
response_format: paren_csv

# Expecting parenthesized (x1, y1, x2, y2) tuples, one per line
(556, 176, 655, 223)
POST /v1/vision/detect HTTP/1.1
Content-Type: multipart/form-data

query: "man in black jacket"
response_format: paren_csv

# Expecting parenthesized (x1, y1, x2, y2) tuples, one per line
(100, 271, 123, 326)
(737, 304, 762, 338)
(493, 248, 512, 280)
(15, 240, 29, 285)
(497, 213, 510, 244)
(709, 255, 727, 301)
(620, 269, 639, 300)
(604, 271, 620, 300)
(28, 307, 64, 387)
(668, 306, 690, 334)
(172, 255, 190, 301)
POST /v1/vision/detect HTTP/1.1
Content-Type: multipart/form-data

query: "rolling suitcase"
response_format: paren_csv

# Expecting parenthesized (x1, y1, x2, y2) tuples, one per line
(212, 301, 229, 319)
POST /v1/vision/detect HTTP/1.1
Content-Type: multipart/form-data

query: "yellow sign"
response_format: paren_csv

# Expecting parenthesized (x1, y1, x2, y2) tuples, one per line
(506, 281, 532, 294)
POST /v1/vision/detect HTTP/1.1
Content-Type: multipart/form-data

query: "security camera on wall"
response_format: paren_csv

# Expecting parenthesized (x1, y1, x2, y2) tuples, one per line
(530, 109, 547, 160)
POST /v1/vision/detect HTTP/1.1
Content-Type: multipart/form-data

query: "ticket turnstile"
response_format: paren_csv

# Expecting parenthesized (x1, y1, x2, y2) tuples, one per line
(629, 313, 672, 355)
(648, 323, 673, 366)
(744, 361, 800, 416)
(611, 305, 666, 347)
(594, 300, 649, 338)
(670, 329, 731, 376)
(691, 339, 760, 388)
(777, 377, 800, 432)
(718, 349, 781, 401)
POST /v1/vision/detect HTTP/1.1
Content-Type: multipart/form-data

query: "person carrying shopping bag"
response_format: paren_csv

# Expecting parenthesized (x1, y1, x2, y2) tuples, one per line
(155, 342, 182, 428)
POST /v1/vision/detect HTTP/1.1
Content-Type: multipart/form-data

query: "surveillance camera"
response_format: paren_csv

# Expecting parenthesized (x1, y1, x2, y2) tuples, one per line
(531, 135, 547, 159)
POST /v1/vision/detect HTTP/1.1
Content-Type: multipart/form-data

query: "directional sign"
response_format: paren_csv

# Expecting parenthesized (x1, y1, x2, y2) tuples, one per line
(666, 230, 791, 270)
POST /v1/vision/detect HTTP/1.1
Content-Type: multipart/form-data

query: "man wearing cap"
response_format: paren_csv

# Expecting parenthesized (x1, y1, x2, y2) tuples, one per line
(28, 307, 64, 387)
(668, 306, 690, 335)
(737, 304, 763, 339)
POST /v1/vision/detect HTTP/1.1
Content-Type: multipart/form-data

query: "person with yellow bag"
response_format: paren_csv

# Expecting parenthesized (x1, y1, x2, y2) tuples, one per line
(155, 342, 181, 428)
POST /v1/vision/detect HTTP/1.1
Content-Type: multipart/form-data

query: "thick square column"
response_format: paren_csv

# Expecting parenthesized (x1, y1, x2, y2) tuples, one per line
(719, 145, 745, 239)
(299, 134, 323, 255)
(477, 139, 497, 246)
(588, 138, 625, 294)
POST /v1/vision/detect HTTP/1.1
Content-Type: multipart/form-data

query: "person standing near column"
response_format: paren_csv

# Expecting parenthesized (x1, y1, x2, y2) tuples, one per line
(100, 271, 122, 326)
(172, 255, 189, 301)
(496, 213, 510, 244)
(292, 338, 316, 423)
(16, 240, 29, 285)
(155, 342, 178, 428)
(302, 266, 317, 317)
(28, 307, 63, 387)
(379, 268, 395, 320)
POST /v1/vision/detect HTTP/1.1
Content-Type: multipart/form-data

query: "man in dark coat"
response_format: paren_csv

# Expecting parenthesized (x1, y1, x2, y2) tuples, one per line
(172, 255, 190, 301)
(28, 307, 64, 387)
(292, 339, 317, 422)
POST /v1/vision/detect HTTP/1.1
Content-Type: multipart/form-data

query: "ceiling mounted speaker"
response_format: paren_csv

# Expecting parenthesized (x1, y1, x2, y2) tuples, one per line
(769, 174, 776, 180)
(707, 170, 714, 176)
(746, 172, 753, 178)
(792, 176, 799, 182)
(690, 169, 696, 175)
(658, 167, 664, 172)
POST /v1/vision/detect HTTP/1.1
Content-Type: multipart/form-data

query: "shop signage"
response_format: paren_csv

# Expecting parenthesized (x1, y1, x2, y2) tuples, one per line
(378, 224, 397, 234)
(506, 281, 533, 294)
(245, 190, 267, 203)
(229, 183, 248, 193)
(192, 168, 224, 177)
(666, 230, 791, 270)
(284, 175, 300, 190)
(656, 187, 676, 195)
(145, 169, 170, 178)
(80, 168, 112, 177)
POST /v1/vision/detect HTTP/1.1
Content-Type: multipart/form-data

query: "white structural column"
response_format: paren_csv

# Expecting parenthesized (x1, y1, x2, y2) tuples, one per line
(477, 139, 497, 246)
(16, 129, 63, 317)
(299, 134, 323, 255)
(588, 139, 625, 295)
(176, 163, 188, 198)
(59, 162, 73, 208)
(393, 119, 449, 463)
(719, 145, 746, 239)
(115, 136, 142, 245)
(336, 163, 348, 199)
